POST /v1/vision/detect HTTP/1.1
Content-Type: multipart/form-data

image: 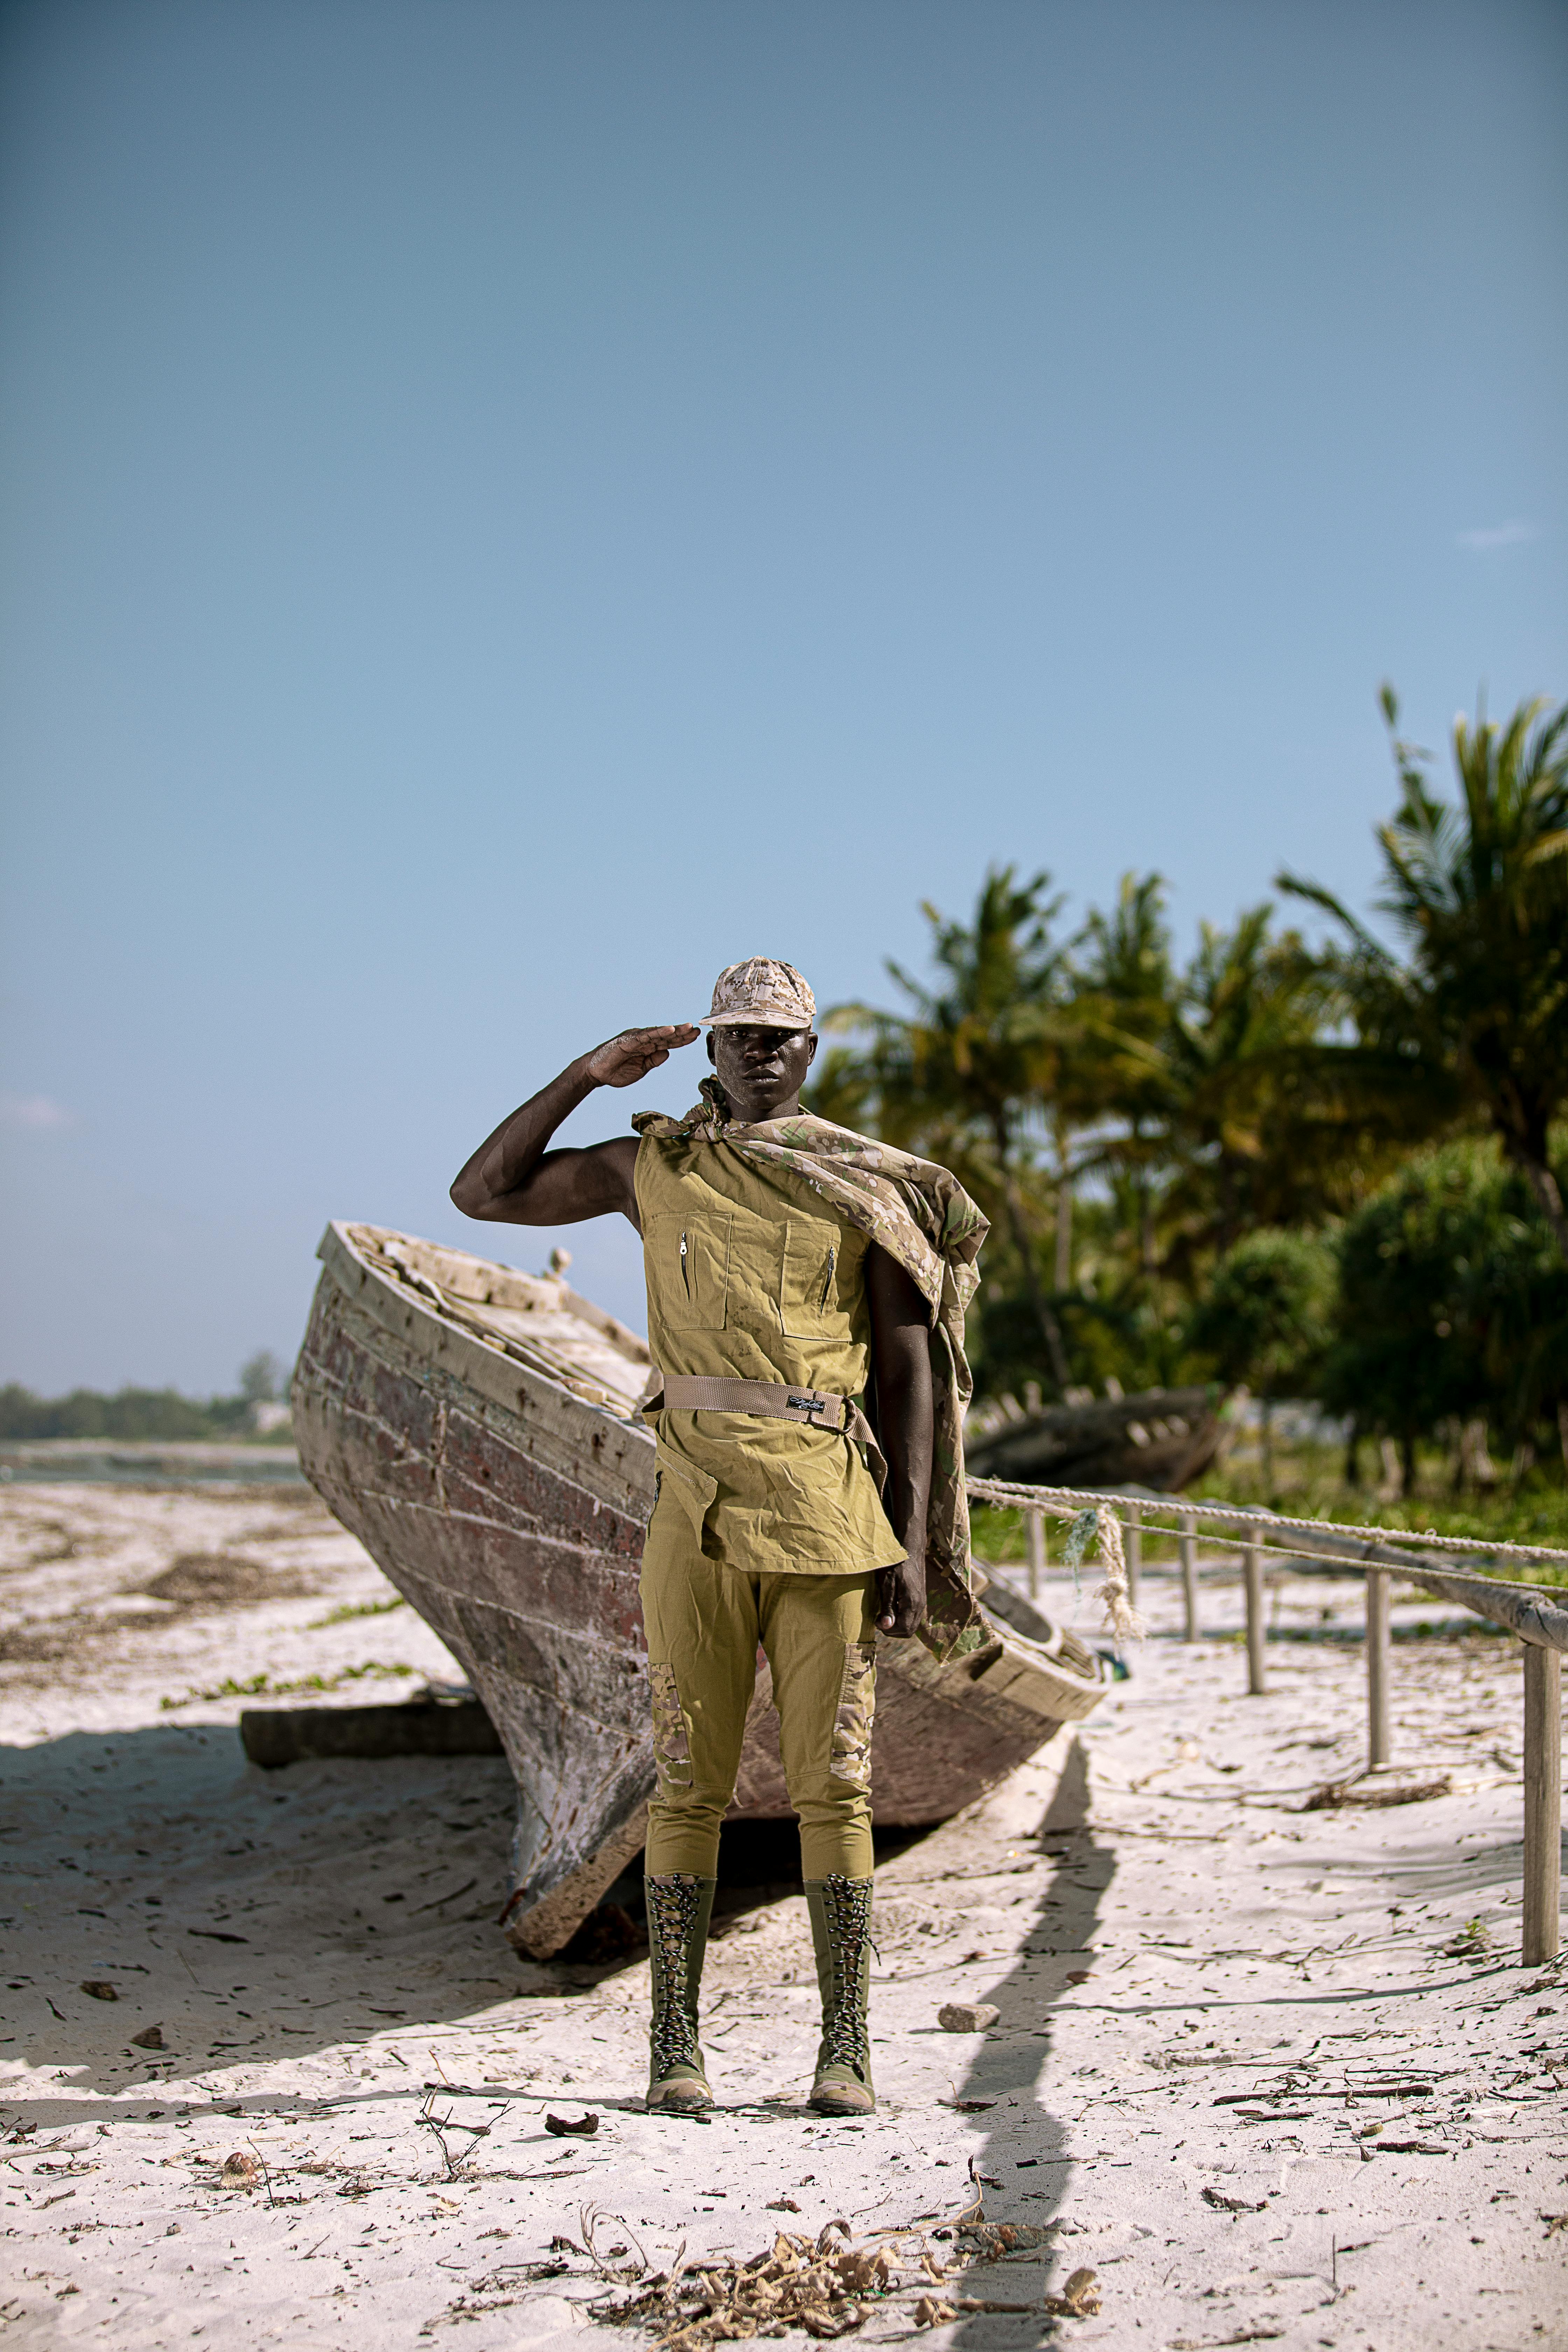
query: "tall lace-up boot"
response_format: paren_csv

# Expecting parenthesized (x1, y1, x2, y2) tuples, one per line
(644, 1872, 717, 2112)
(804, 1872, 875, 2115)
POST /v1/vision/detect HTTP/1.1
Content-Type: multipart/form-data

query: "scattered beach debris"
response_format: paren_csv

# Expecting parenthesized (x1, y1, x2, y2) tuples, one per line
(912, 2295, 955, 2326)
(79, 1980, 117, 2001)
(218, 2152, 261, 2191)
(1303, 1775, 1451, 1811)
(1201, 2185, 1267, 2214)
(917, 2296, 1044, 2322)
(1442, 1919, 1493, 1961)
(937, 2001, 999, 2033)
(552, 2208, 652, 2282)
(1043, 2267, 1101, 2318)
(959, 2222, 1055, 2258)
(128, 2025, 165, 2049)
(418, 2093, 493, 2178)
(1169, 2329, 1285, 2348)
(953, 2157, 987, 2227)
(546, 2111, 601, 2137)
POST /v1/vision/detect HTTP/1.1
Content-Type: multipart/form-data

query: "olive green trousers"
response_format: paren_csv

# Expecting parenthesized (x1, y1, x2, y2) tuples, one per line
(639, 1531, 878, 1881)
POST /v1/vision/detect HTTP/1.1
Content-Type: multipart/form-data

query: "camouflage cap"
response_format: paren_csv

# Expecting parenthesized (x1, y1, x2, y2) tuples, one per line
(701, 957, 817, 1031)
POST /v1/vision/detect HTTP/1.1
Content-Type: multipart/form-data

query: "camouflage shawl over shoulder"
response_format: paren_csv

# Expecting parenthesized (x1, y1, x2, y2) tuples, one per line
(632, 1078, 990, 1661)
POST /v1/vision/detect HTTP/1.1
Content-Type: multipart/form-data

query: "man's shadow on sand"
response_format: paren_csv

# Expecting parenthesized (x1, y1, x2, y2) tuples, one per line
(940, 1735, 1111, 2342)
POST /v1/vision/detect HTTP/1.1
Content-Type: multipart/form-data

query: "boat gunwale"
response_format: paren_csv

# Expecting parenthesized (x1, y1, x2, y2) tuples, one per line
(311, 1219, 657, 1522)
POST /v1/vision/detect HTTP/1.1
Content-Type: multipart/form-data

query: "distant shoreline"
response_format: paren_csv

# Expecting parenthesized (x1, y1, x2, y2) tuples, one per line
(0, 1437, 304, 1486)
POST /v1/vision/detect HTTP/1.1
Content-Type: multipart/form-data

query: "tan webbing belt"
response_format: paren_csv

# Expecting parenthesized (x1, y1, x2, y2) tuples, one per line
(649, 1374, 887, 1490)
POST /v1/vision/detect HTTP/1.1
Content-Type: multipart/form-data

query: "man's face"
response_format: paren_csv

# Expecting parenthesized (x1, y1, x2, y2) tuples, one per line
(707, 1023, 818, 1121)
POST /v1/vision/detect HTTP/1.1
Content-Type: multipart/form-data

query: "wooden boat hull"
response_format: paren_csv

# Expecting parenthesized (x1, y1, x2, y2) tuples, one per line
(966, 1385, 1223, 1492)
(292, 1223, 1104, 1956)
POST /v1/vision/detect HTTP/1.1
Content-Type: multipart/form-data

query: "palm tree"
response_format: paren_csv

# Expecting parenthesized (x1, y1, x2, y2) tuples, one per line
(1161, 908, 1346, 1259)
(1067, 873, 1178, 1285)
(1070, 901, 1399, 1288)
(810, 867, 1078, 1389)
(1281, 689, 1568, 1258)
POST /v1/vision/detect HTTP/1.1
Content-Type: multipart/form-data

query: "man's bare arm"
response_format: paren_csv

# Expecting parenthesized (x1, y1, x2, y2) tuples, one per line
(866, 1244, 933, 1639)
(449, 1024, 698, 1229)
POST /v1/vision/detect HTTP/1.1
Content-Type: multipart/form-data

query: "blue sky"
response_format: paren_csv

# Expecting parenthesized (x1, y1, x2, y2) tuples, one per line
(2, 0, 1564, 1391)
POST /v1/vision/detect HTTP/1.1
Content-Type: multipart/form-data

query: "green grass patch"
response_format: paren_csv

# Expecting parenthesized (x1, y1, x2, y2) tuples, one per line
(306, 1595, 408, 1629)
(1189, 1438, 1568, 1583)
(970, 1502, 1033, 1562)
(159, 1660, 418, 1710)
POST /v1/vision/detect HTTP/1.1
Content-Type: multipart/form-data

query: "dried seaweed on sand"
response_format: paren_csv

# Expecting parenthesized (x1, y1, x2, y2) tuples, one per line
(591, 2213, 1092, 2345)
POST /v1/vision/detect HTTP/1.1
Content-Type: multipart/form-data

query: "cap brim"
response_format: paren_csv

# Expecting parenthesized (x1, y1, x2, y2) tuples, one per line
(700, 1010, 813, 1029)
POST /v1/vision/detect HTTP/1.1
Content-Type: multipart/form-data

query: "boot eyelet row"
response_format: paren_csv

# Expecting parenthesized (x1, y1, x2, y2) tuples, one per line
(645, 1872, 716, 2113)
(805, 1873, 876, 2115)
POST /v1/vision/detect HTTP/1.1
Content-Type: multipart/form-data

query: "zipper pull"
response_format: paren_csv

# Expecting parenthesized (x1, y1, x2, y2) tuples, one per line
(819, 1245, 836, 1311)
(680, 1231, 690, 1298)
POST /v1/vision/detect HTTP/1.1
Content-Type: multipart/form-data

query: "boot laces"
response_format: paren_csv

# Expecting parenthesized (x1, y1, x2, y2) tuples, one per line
(646, 1873, 704, 2075)
(819, 1872, 873, 2070)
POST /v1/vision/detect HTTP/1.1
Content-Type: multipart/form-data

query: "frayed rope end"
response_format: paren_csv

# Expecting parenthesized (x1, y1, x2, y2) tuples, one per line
(1091, 1504, 1146, 1645)
(1093, 1577, 1148, 1646)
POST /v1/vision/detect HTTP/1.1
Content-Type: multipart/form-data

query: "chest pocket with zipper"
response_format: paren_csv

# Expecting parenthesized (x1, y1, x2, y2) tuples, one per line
(647, 1211, 732, 1332)
(778, 1217, 847, 1340)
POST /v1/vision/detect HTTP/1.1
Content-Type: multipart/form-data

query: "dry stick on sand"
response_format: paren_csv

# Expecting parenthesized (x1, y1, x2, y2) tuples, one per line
(1303, 1775, 1452, 1811)
(417, 2092, 491, 2181)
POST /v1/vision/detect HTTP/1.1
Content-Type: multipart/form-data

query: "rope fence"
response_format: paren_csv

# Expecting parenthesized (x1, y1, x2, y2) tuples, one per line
(965, 1475, 1566, 1968)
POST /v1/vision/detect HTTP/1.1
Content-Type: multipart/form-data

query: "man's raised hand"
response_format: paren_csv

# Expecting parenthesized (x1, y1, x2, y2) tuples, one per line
(451, 1026, 699, 1225)
(586, 1025, 700, 1089)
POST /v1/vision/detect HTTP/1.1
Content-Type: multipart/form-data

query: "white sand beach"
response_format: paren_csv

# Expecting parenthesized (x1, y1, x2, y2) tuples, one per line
(2, 1480, 1564, 2349)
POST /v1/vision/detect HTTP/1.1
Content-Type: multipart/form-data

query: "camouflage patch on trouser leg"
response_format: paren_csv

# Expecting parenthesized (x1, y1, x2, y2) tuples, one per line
(650, 1661, 694, 1792)
(828, 1642, 877, 1784)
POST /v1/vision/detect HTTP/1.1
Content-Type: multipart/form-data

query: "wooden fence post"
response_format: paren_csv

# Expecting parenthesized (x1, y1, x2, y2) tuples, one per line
(1244, 1533, 1266, 1696)
(1180, 1510, 1199, 1643)
(1366, 1568, 1391, 1771)
(1522, 1641, 1562, 1967)
(1125, 1500, 1142, 1610)
(1026, 1509, 1046, 1602)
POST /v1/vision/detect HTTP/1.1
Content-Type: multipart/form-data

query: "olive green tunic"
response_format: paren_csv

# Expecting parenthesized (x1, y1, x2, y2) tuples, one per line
(635, 1133, 904, 1577)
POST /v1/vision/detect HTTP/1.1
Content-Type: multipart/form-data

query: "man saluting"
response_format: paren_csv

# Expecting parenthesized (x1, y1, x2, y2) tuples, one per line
(451, 958, 986, 2117)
